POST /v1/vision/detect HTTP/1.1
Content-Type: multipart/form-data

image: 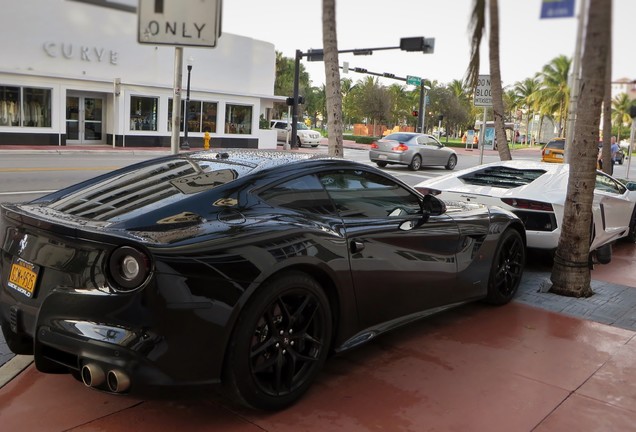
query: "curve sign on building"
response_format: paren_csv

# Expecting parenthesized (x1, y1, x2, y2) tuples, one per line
(474, 75, 492, 107)
(138, 0, 222, 47)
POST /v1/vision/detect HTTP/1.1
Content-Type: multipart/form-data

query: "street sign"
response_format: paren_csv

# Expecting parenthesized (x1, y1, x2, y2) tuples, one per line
(138, 0, 222, 47)
(474, 75, 492, 107)
(540, 0, 575, 19)
(406, 75, 421, 86)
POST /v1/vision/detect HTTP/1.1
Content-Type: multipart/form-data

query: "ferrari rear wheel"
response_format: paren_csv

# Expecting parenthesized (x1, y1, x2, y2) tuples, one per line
(225, 271, 332, 410)
(409, 155, 422, 171)
(485, 229, 525, 305)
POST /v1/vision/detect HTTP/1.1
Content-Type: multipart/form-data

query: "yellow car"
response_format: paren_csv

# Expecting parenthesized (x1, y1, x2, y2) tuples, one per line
(541, 138, 565, 163)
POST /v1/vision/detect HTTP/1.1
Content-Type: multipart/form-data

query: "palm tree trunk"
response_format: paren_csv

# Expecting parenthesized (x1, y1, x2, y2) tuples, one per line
(322, 0, 344, 157)
(488, 0, 512, 159)
(601, 29, 613, 174)
(550, 0, 611, 297)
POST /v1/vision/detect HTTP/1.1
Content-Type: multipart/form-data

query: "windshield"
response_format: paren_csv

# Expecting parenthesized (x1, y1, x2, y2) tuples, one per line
(297, 122, 309, 130)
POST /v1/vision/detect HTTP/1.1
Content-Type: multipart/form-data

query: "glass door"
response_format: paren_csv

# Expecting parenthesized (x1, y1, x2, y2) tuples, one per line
(66, 95, 104, 144)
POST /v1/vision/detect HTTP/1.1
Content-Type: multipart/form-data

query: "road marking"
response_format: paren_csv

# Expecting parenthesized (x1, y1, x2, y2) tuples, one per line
(0, 166, 119, 173)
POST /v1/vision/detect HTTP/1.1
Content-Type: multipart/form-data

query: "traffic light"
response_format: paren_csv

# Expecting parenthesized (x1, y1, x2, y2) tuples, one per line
(630, 105, 636, 119)
(400, 37, 426, 52)
(353, 67, 368, 73)
(412, 110, 419, 117)
(437, 114, 444, 121)
(286, 97, 294, 106)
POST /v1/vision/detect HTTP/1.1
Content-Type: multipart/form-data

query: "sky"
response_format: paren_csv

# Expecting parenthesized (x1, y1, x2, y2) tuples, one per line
(221, 0, 634, 89)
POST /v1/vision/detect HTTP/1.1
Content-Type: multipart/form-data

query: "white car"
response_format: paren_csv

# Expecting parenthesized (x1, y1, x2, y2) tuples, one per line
(415, 160, 636, 263)
(270, 120, 321, 147)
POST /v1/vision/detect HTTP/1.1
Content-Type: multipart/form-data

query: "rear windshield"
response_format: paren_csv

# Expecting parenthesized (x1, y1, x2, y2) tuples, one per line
(545, 140, 565, 150)
(459, 166, 546, 189)
(46, 157, 253, 222)
(384, 133, 415, 141)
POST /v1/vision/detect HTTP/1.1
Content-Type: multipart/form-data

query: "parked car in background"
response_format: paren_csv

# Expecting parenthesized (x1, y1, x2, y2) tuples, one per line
(369, 132, 458, 171)
(0, 150, 525, 410)
(416, 160, 636, 264)
(541, 138, 565, 163)
(270, 120, 321, 147)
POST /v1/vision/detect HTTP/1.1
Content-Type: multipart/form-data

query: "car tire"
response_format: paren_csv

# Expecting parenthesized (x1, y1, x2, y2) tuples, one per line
(409, 155, 422, 171)
(297, 137, 303, 148)
(376, 161, 388, 168)
(484, 229, 525, 305)
(445, 154, 457, 170)
(311, 145, 319, 148)
(224, 271, 332, 410)
(627, 208, 636, 242)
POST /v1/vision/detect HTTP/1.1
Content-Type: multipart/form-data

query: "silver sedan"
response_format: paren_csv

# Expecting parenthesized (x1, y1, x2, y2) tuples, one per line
(369, 132, 458, 171)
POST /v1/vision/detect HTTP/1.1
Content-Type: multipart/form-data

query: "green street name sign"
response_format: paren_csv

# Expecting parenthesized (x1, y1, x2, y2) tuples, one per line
(406, 75, 421, 86)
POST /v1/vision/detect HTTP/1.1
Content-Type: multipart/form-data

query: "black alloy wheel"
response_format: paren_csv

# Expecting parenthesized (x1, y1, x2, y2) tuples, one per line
(409, 154, 422, 171)
(225, 272, 332, 410)
(485, 229, 525, 305)
(445, 154, 458, 170)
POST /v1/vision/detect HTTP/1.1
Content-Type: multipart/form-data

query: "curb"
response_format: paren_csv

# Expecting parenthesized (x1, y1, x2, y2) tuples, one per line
(0, 355, 33, 389)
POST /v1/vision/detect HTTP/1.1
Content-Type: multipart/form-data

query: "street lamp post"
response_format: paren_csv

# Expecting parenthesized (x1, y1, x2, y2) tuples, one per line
(181, 57, 194, 151)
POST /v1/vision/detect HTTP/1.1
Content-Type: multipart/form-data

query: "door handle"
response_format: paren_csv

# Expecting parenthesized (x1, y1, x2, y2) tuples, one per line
(350, 240, 365, 253)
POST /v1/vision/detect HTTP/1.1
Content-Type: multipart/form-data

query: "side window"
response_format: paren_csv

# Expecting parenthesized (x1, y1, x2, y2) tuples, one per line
(259, 174, 336, 215)
(416, 136, 427, 145)
(595, 172, 626, 195)
(318, 169, 421, 218)
(274, 122, 287, 130)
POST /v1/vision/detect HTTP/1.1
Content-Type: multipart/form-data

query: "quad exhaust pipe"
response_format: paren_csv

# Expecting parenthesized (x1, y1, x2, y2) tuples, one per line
(81, 363, 105, 387)
(81, 363, 130, 393)
(107, 369, 131, 393)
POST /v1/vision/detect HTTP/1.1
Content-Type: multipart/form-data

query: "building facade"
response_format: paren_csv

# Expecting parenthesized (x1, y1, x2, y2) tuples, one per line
(0, 0, 280, 148)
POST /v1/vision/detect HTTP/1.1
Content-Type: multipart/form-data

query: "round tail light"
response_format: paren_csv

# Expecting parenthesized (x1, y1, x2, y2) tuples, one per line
(108, 246, 150, 291)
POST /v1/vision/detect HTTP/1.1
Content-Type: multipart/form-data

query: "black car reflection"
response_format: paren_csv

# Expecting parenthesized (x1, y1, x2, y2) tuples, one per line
(0, 150, 525, 410)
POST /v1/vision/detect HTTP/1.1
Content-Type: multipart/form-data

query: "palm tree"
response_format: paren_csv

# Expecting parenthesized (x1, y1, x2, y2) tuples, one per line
(612, 92, 632, 140)
(387, 83, 411, 128)
(538, 55, 571, 136)
(466, 0, 511, 160)
(322, 0, 343, 157)
(514, 77, 541, 144)
(550, 0, 611, 297)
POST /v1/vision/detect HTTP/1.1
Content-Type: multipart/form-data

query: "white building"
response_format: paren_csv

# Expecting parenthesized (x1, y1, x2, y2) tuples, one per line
(0, 0, 281, 148)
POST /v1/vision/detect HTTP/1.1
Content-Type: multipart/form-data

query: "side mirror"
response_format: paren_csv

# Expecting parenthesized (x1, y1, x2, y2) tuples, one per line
(422, 194, 446, 216)
(625, 181, 636, 192)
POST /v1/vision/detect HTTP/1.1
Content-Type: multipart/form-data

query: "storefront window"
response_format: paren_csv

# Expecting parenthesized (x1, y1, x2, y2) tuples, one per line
(202, 102, 217, 133)
(1, 86, 52, 128)
(24, 87, 52, 127)
(0, 86, 21, 126)
(168, 99, 217, 133)
(130, 96, 158, 131)
(225, 104, 252, 135)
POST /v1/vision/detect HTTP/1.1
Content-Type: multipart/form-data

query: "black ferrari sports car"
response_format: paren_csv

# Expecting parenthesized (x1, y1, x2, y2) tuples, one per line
(0, 150, 525, 410)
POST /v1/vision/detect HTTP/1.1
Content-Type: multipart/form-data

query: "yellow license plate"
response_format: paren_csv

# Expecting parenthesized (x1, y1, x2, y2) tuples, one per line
(8, 258, 39, 298)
